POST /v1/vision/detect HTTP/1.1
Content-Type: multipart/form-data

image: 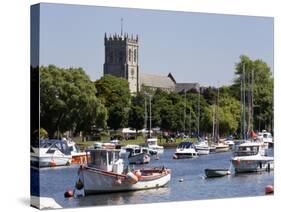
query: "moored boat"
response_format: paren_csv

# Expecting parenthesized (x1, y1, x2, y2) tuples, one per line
(194, 139, 210, 155)
(120, 145, 151, 164)
(205, 169, 231, 178)
(257, 130, 273, 148)
(31, 139, 72, 168)
(231, 141, 274, 173)
(74, 148, 171, 195)
(173, 142, 198, 159)
(215, 143, 229, 153)
(146, 138, 164, 154)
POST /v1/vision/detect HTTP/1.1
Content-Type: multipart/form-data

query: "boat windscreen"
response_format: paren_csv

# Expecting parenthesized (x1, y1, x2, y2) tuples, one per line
(178, 142, 193, 149)
(40, 140, 71, 155)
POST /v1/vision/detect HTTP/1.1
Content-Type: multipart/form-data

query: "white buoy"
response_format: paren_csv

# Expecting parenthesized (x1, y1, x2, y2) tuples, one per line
(179, 178, 183, 182)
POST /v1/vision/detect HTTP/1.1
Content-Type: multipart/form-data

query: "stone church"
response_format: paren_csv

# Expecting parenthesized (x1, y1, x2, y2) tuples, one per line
(103, 32, 199, 94)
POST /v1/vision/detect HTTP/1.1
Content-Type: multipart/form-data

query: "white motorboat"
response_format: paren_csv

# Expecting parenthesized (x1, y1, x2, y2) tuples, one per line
(194, 140, 210, 155)
(74, 148, 171, 195)
(31, 139, 72, 168)
(120, 145, 151, 164)
(257, 130, 273, 148)
(214, 143, 229, 153)
(231, 141, 274, 173)
(173, 142, 198, 159)
(146, 138, 164, 154)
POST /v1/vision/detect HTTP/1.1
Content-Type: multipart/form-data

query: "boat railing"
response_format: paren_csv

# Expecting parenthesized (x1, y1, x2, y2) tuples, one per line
(234, 150, 258, 157)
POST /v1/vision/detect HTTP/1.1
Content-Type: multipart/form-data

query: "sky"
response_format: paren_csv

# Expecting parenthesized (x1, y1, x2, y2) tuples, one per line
(37, 3, 274, 87)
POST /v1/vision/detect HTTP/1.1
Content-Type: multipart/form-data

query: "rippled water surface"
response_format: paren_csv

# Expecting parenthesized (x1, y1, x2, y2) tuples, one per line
(32, 148, 274, 208)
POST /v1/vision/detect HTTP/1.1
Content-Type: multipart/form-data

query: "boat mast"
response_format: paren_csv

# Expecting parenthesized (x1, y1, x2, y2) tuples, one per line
(183, 89, 186, 134)
(240, 76, 243, 139)
(243, 63, 246, 140)
(217, 83, 220, 142)
(247, 71, 251, 135)
(251, 69, 254, 133)
(149, 94, 152, 138)
(212, 104, 215, 143)
(144, 95, 147, 138)
(197, 88, 200, 137)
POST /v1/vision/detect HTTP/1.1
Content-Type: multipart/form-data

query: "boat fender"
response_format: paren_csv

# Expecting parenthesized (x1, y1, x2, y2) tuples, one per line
(172, 155, 178, 160)
(134, 170, 142, 179)
(126, 172, 138, 184)
(64, 190, 74, 198)
(265, 185, 274, 194)
(49, 160, 56, 167)
(75, 178, 84, 190)
(227, 171, 231, 175)
(236, 159, 240, 166)
(113, 177, 122, 186)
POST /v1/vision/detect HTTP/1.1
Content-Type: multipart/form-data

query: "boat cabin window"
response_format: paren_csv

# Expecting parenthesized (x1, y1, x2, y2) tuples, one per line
(263, 134, 272, 138)
(142, 148, 148, 154)
(147, 140, 156, 145)
(134, 148, 141, 154)
(69, 144, 80, 153)
(88, 150, 107, 167)
(108, 151, 119, 165)
(88, 150, 120, 167)
(235, 146, 259, 156)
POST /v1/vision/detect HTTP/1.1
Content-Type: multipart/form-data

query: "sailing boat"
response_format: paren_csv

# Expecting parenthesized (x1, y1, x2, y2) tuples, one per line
(231, 65, 274, 173)
(212, 84, 229, 153)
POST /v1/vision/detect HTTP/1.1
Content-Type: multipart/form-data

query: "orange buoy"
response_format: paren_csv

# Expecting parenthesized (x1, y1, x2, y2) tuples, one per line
(64, 190, 74, 198)
(134, 170, 142, 179)
(265, 185, 274, 194)
(49, 160, 56, 167)
(126, 172, 138, 184)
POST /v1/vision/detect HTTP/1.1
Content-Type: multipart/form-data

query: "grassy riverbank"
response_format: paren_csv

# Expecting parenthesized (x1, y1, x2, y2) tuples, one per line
(76, 137, 197, 149)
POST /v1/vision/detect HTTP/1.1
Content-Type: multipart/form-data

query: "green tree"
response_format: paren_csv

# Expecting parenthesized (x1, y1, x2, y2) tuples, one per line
(128, 93, 145, 133)
(40, 65, 107, 138)
(233, 55, 273, 133)
(95, 74, 131, 130)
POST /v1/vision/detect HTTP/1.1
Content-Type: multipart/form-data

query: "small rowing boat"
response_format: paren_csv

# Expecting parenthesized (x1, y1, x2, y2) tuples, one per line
(204, 169, 230, 178)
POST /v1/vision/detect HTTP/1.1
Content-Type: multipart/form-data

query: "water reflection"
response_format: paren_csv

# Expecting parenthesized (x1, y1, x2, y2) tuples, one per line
(35, 148, 273, 208)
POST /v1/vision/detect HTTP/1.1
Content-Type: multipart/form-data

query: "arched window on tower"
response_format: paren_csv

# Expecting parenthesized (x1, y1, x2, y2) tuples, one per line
(128, 49, 132, 62)
(119, 51, 123, 63)
(134, 49, 137, 62)
(109, 51, 113, 63)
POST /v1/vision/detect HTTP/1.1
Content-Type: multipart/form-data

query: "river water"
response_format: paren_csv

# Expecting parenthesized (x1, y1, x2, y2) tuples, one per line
(31, 148, 274, 208)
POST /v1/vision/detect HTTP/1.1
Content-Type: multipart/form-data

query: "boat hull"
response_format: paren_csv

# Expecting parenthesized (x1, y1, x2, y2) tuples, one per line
(196, 148, 210, 155)
(78, 167, 171, 194)
(174, 152, 198, 159)
(31, 155, 72, 167)
(128, 153, 150, 164)
(215, 146, 229, 153)
(231, 158, 274, 173)
(205, 169, 229, 178)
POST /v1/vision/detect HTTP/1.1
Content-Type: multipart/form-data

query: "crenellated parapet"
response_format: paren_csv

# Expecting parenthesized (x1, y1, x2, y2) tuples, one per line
(104, 33, 138, 44)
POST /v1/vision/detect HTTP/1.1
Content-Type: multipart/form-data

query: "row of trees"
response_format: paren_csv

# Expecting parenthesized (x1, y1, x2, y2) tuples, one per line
(40, 55, 273, 139)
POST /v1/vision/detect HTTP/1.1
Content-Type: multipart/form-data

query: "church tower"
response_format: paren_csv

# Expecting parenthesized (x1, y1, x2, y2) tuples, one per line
(103, 33, 139, 93)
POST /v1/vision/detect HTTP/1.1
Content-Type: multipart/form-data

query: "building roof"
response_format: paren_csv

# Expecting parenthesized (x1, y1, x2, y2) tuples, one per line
(140, 73, 176, 89)
(176, 83, 200, 93)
